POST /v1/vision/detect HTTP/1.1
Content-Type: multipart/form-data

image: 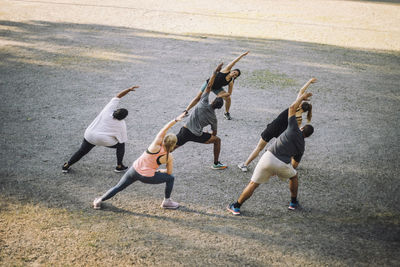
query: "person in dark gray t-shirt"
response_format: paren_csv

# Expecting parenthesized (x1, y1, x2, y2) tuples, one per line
(228, 91, 314, 215)
(174, 63, 228, 170)
(268, 115, 305, 165)
(238, 78, 316, 172)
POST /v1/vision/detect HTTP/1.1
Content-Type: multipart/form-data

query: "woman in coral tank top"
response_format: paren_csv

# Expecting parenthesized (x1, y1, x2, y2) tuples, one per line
(93, 112, 186, 210)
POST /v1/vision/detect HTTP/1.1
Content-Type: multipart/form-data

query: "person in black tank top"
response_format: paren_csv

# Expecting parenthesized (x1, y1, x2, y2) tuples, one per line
(237, 78, 316, 172)
(184, 51, 249, 120)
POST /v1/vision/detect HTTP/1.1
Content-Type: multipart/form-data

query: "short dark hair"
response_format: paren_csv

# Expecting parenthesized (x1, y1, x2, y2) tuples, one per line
(113, 108, 128, 120)
(232, 69, 241, 79)
(211, 97, 224, 109)
(303, 124, 314, 138)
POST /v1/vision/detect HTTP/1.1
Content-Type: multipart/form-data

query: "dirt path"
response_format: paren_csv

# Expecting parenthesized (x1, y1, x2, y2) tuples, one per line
(1, 0, 400, 51)
(1, 0, 399, 266)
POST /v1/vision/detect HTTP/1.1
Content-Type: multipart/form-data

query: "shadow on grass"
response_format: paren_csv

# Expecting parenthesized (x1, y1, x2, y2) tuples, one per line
(99, 203, 243, 221)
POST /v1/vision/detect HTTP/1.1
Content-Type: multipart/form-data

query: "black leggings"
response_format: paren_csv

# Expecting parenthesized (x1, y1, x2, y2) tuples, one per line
(68, 139, 125, 166)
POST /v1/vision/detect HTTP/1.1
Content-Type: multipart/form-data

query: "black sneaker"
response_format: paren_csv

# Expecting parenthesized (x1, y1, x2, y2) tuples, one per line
(224, 112, 232, 120)
(114, 165, 128, 173)
(62, 162, 70, 173)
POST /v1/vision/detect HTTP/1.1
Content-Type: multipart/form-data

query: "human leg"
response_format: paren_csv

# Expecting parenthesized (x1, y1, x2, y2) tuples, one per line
(227, 181, 260, 215)
(223, 95, 231, 114)
(238, 181, 260, 205)
(272, 156, 299, 210)
(137, 172, 178, 209)
(63, 139, 95, 172)
(289, 174, 298, 199)
(288, 174, 299, 210)
(205, 135, 227, 169)
(228, 151, 274, 214)
(137, 172, 175, 199)
(99, 167, 137, 202)
(108, 142, 127, 172)
(115, 143, 125, 166)
(216, 90, 232, 119)
(205, 135, 221, 163)
(239, 138, 268, 172)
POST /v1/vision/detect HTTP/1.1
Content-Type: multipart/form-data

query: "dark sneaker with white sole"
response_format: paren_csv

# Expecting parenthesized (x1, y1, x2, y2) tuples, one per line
(224, 112, 232, 120)
(62, 162, 70, 173)
(237, 163, 248, 172)
(114, 165, 128, 173)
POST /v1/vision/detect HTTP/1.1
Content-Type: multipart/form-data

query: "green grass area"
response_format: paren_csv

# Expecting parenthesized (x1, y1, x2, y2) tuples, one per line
(244, 69, 297, 90)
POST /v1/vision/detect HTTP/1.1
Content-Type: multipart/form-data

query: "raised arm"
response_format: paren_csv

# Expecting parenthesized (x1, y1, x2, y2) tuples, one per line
(289, 92, 313, 118)
(221, 51, 249, 73)
(205, 63, 224, 94)
(116, 85, 139, 98)
(148, 112, 186, 152)
(297, 78, 316, 99)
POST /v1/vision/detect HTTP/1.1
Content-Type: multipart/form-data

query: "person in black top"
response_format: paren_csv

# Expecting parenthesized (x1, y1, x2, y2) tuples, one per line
(184, 51, 249, 120)
(238, 78, 316, 172)
(228, 91, 314, 215)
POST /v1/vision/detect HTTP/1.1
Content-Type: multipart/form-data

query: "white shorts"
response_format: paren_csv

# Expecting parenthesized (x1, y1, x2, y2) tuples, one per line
(251, 151, 297, 184)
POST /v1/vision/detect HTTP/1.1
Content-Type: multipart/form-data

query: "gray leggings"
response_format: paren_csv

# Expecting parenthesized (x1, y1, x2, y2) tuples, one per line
(100, 167, 175, 201)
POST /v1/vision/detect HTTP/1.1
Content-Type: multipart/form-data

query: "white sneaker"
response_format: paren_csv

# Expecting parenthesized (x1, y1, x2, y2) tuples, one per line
(161, 198, 179, 209)
(93, 197, 102, 210)
(237, 163, 248, 172)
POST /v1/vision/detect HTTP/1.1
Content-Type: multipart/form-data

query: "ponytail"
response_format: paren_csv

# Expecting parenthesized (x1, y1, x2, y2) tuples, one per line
(301, 102, 313, 123)
(163, 134, 178, 162)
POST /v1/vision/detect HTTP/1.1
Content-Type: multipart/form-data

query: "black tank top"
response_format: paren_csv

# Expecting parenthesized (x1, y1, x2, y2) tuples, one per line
(207, 72, 232, 90)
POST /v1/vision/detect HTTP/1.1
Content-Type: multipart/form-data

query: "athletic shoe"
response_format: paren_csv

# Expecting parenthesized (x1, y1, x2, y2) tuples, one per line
(161, 198, 179, 209)
(114, 165, 128, 173)
(227, 203, 240, 215)
(288, 201, 299, 210)
(93, 198, 102, 210)
(237, 163, 248, 172)
(212, 162, 227, 170)
(62, 162, 70, 173)
(224, 112, 232, 120)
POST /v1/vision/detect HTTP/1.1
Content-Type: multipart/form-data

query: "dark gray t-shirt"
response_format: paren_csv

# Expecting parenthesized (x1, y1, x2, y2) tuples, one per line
(268, 115, 304, 164)
(186, 92, 218, 136)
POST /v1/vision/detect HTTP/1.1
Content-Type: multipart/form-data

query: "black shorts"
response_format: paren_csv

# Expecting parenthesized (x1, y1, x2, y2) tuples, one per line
(176, 127, 212, 146)
(260, 126, 279, 142)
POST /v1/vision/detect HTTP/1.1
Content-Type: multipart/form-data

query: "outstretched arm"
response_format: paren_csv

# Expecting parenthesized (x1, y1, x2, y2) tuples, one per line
(289, 92, 312, 118)
(297, 78, 316, 100)
(116, 85, 139, 98)
(148, 112, 186, 152)
(205, 63, 224, 94)
(221, 51, 249, 73)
